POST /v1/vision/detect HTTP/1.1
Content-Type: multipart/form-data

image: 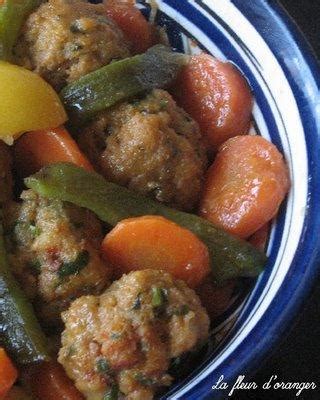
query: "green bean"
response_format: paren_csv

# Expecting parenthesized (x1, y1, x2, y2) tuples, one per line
(0, 0, 41, 60)
(0, 223, 49, 364)
(60, 45, 188, 121)
(25, 163, 267, 282)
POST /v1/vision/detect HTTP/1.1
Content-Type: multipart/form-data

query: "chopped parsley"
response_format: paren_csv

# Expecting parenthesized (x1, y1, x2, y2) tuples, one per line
(133, 372, 156, 386)
(110, 332, 122, 340)
(132, 293, 142, 310)
(29, 223, 41, 237)
(170, 304, 190, 316)
(58, 250, 90, 278)
(28, 259, 41, 274)
(151, 287, 167, 308)
(96, 357, 110, 374)
(103, 384, 119, 400)
(159, 98, 169, 110)
(70, 20, 86, 34)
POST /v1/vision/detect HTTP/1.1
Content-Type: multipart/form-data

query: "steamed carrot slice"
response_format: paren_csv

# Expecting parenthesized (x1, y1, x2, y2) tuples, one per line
(0, 348, 18, 398)
(199, 135, 290, 239)
(14, 127, 93, 178)
(23, 362, 83, 400)
(101, 215, 210, 288)
(104, 1, 153, 54)
(172, 54, 253, 151)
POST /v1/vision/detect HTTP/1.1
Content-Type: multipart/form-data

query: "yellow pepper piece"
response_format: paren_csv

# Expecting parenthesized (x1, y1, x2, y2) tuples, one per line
(0, 62, 67, 144)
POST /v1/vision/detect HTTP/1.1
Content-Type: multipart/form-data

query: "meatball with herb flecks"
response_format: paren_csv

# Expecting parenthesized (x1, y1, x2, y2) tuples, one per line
(78, 89, 208, 211)
(58, 269, 209, 400)
(3, 190, 112, 326)
(14, 0, 131, 90)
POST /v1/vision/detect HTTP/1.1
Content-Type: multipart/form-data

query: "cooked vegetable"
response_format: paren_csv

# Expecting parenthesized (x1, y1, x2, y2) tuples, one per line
(14, 127, 93, 178)
(0, 0, 41, 60)
(0, 348, 17, 398)
(172, 54, 253, 151)
(0, 223, 50, 364)
(104, 0, 154, 54)
(249, 223, 270, 251)
(25, 163, 267, 282)
(101, 216, 210, 288)
(60, 45, 187, 121)
(199, 135, 290, 238)
(23, 361, 84, 400)
(0, 62, 67, 144)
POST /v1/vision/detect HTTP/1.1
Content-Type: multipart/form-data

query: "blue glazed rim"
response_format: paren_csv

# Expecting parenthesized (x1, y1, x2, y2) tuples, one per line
(163, 1, 320, 399)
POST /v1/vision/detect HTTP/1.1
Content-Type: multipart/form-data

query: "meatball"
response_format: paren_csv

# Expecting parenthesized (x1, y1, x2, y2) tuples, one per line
(0, 141, 13, 205)
(3, 190, 112, 325)
(59, 270, 209, 400)
(14, 0, 130, 90)
(78, 89, 208, 211)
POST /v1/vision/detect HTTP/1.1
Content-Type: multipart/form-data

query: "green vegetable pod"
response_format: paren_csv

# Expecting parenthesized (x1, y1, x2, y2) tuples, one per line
(0, 223, 50, 364)
(0, 0, 41, 60)
(25, 163, 267, 282)
(60, 45, 188, 121)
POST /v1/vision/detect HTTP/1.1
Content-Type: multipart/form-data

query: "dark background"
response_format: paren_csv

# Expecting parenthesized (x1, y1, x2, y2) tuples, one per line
(234, 1, 320, 399)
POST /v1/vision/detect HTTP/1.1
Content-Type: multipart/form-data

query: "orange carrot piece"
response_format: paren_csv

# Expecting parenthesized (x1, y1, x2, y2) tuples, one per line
(23, 361, 83, 400)
(104, 1, 153, 54)
(196, 279, 236, 320)
(172, 54, 253, 151)
(199, 135, 290, 239)
(14, 127, 93, 178)
(0, 348, 18, 398)
(248, 222, 270, 251)
(101, 215, 210, 288)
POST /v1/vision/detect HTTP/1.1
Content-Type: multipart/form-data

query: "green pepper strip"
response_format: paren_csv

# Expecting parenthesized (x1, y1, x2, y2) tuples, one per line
(25, 163, 267, 282)
(0, 0, 41, 61)
(60, 45, 188, 121)
(0, 222, 50, 364)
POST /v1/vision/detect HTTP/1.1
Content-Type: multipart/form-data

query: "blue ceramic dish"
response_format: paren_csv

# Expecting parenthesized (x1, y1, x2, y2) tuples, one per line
(98, 0, 320, 398)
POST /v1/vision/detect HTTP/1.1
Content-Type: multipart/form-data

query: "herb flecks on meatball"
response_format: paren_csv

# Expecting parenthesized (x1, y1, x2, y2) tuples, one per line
(14, 0, 131, 90)
(59, 269, 209, 400)
(78, 89, 208, 211)
(3, 190, 112, 325)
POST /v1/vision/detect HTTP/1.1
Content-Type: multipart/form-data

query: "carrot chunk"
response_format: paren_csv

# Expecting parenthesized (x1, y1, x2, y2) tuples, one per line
(248, 223, 270, 251)
(0, 348, 18, 398)
(14, 127, 93, 178)
(101, 215, 210, 288)
(172, 54, 253, 151)
(104, 1, 153, 54)
(199, 135, 290, 239)
(23, 361, 83, 400)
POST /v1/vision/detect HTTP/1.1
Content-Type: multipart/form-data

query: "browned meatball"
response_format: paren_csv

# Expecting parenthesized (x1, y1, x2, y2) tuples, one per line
(58, 269, 209, 400)
(14, 0, 130, 90)
(78, 89, 208, 211)
(3, 190, 112, 325)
